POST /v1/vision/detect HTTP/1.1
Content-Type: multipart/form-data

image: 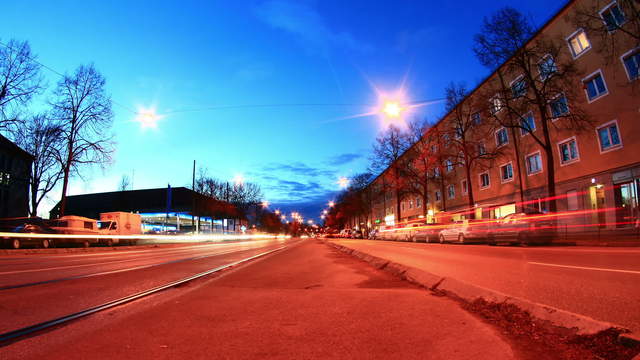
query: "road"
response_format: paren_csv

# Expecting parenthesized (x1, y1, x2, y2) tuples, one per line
(0, 239, 519, 359)
(0, 238, 294, 334)
(331, 239, 640, 333)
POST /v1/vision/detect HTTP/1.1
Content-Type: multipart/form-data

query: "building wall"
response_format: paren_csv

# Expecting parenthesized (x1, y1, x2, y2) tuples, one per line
(0, 138, 32, 218)
(364, 0, 639, 230)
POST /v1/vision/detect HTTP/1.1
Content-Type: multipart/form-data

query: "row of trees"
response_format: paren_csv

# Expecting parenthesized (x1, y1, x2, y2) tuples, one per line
(326, 3, 639, 229)
(1, 39, 114, 217)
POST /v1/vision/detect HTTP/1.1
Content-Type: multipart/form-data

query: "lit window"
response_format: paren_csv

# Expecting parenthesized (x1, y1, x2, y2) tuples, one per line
(500, 163, 514, 182)
(472, 112, 482, 125)
(600, 2, 626, 31)
(520, 112, 536, 135)
(447, 185, 455, 199)
(583, 71, 608, 101)
(538, 55, 557, 80)
(526, 152, 543, 175)
(461, 179, 468, 195)
(445, 159, 454, 172)
(597, 121, 622, 152)
(434, 167, 441, 178)
(435, 191, 441, 201)
(622, 49, 640, 81)
(550, 95, 569, 118)
(511, 76, 527, 98)
(568, 30, 591, 58)
(416, 197, 421, 208)
(490, 95, 503, 114)
(495, 128, 509, 147)
(480, 172, 490, 188)
(558, 138, 579, 164)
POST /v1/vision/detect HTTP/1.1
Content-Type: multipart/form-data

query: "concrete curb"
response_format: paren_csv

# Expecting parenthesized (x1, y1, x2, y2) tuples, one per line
(327, 241, 639, 345)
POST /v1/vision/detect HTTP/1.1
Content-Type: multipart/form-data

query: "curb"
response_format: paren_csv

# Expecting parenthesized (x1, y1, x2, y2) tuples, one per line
(327, 241, 639, 345)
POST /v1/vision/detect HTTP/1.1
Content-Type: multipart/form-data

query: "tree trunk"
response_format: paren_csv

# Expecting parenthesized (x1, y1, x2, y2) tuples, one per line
(465, 163, 475, 219)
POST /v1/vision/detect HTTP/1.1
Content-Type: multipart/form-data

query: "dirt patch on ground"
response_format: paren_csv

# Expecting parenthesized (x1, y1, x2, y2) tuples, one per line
(459, 298, 640, 360)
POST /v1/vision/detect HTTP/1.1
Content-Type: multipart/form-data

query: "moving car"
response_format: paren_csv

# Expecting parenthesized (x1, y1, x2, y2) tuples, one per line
(438, 219, 490, 244)
(487, 212, 554, 246)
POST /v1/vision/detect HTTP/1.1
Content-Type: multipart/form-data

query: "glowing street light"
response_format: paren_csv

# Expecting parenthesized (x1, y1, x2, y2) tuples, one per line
(261, 200, 269, 208)
(274, 209, 280, 215)
(337, 176, 350, 189)
(323, 209, 328, 215)
(308, 220, 314, 225)
(328, 201, 335, 208)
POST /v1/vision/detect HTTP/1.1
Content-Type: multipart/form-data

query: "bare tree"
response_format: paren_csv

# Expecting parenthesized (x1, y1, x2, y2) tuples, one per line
(370, 124, 413, 221)
(118, 175, 130, 191)
(443, 82, 501, 215)
(571, 0, 639, 65)
(194, 167, 227, 199)
(52, 64, 114, 217)
(0, 39, 43, 133)
(474, 7, 592, 212)
(15, 113, 64, 216)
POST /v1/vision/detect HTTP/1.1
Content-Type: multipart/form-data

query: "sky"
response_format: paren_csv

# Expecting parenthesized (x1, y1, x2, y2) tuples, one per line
(2, 0, 566, 221)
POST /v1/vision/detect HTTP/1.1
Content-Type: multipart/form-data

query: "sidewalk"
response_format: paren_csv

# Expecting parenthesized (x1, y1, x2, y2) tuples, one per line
(4, 239, 516, 360)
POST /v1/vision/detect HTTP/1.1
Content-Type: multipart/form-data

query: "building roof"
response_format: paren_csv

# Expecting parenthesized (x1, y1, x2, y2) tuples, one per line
(0, 133, 33, 160)
(49, 187, 241, 220)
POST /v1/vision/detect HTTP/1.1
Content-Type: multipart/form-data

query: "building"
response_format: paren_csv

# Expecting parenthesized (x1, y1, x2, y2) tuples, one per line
(49, 187, 245, 233)
(0, 134, 32, 218)
(363, 0, 639, 232)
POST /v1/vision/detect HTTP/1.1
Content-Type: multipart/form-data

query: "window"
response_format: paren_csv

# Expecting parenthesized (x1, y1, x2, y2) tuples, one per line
(0, 172, 10, 186)
(431, 145, 438, 153)
(495, 128, 509, 147)
(567, 29, 591, 58)
(597, 120, 622, 152)
(443, 133, 450, 146)
(550, 95, 569, 118)
(480, 172, 490, 189)
(402, 202, 405, 211)
(455, 126, 463, 139)
(583, 70, 608, 102)
(490, 95, 503, 114)
(500, 163, 514, 182)
(447, 185, 455, 199)
(435, 191, 441, 201)
(510, 76, 527, 98)
(445, 159, 454, 172)
(538, 55, 557, 80)
(520, 112, 536, 135)
(622, 48, 640, 81)
(461, 179, 468, 195)
(600, 2, 626, 31)
(558, 137, 580, 164)
(416, 197, 421, 208)
(472, 112, 482, 125)
(434, 167, 441, 178)
(526, 152, 543, 175)
(566, 190, 579, 211)
(409, 200, 413, 209)
(477, 142, 486, 156)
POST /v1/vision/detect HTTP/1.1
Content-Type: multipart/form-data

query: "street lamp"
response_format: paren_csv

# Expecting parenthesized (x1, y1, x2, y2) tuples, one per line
(328, 201, 335, 208)
(337, 176, 350, 189)
(261, 200, 269, 208)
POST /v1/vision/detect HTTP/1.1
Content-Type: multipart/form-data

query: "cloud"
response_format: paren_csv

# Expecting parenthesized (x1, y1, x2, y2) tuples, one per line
(261, 162, 335, 178)
(254, 0, 373, 54)
(273, 189, 341, 220)
(326, 152, 362, 166)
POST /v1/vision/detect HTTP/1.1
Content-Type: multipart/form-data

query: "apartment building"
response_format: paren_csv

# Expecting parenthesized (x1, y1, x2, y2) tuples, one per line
(0, 134, 32, 218)
(365, 0, 639, 231)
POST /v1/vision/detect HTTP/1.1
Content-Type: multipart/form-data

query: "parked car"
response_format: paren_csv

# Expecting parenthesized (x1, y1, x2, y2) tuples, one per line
(368, 229, 379, 240)
(338, 229, 352, 238)
(487, 212, 554, 246)
(438, 219, 491, 244)
(413, 223, 446, 243)
(0, 217, 57, 249)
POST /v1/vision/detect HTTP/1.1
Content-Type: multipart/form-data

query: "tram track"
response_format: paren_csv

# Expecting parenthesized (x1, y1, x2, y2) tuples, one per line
(0, 245, 286, 347)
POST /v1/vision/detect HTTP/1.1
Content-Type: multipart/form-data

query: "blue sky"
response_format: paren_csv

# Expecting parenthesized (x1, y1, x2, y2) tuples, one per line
(2, 0, 565, 220)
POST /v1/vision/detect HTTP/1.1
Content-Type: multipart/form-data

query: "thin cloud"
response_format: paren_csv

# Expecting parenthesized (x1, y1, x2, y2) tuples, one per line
(326, 153, 363, 166)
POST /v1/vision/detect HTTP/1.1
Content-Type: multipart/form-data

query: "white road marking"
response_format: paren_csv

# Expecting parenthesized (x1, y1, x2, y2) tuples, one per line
(528, 261, 640, 274)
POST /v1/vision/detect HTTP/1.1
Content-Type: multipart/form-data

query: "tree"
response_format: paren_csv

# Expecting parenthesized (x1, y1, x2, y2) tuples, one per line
(571, 0, 639, 65)
(369, 124, 413, 221)
(52, 64, 114, 217)
(118, 175, 130, 191)
(194, 167, 226, 199)
(15, 113, 64, 216)
(473, 7, 592, 212)
(442, 82, 501, 215)
(0, 39, 43, 133)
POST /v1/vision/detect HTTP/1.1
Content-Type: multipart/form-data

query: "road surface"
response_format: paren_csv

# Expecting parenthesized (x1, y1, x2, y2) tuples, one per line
(331, 239, 640, 333)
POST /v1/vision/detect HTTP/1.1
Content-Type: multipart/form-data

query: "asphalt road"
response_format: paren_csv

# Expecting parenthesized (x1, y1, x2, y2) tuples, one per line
(0, 238, 295, 334)
(331, 239, 640, 333)
(0, 239, 518, 360)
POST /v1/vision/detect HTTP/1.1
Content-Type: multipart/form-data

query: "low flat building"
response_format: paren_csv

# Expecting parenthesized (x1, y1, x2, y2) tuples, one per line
(49, 187, 244, 233)
(0, 134, 32, 218)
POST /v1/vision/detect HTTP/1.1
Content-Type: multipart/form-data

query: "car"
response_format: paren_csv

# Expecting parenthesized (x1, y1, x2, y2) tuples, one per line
(0, 217, 58, 249)
(487, 212, 555, 246)
(412, 223, 446, 243)
(438, 219, 491, 244)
